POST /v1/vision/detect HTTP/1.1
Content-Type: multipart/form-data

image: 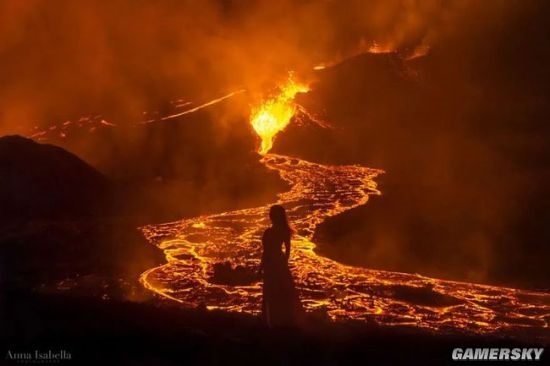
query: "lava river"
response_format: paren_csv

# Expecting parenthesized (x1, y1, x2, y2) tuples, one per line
(139, 153, 550, 341)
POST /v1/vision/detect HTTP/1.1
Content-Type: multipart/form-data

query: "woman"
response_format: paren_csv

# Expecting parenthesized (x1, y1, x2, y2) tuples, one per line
(259, 204, 304, 328)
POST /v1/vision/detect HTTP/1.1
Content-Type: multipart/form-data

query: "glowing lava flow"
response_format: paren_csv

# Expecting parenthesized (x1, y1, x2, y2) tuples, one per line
(139, 75, 550, 342)
(26, 89, 246, 141)
(313, 40, 395, 71)
(157, 89, 246, 122)
(139, 153, 549, 340)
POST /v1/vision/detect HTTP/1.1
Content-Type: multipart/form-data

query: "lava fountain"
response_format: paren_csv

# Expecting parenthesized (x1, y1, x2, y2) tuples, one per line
(250, 73, 309, 155)
(139, 73, 550, 342)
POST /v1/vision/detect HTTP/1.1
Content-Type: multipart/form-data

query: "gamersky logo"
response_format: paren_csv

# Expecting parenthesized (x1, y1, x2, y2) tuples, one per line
(452, 348, 544, 361)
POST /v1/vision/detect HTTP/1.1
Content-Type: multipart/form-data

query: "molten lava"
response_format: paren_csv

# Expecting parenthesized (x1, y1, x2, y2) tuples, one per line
(313, 41, 396, 72)
(367, 41, 394, 54)
(140, 154, 549, 340)
(139, 74, 550, 342)
(250, 73, 309, 155)
(26, 90, 247, 141)
(157, 89, 246, 122)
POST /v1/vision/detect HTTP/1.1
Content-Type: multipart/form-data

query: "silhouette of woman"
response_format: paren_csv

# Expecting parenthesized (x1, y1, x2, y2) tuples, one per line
(259, 205, 304, 328)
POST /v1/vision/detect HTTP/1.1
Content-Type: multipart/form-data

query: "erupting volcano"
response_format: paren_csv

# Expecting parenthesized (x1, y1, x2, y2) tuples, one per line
(5, 2, 550, 364)
(139, 75, 550, 342)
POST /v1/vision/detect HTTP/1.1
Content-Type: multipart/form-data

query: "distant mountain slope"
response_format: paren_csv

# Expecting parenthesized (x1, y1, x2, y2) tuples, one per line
(281, 50, 550, 289)
(0, 135, 111, 220)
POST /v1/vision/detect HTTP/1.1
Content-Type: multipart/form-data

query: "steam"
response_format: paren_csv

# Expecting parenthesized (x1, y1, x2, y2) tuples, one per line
(1, 0, 545, 287)
(0, 0, 517, 135)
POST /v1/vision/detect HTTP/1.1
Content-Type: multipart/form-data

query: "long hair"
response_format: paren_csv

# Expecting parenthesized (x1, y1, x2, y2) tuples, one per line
(269, 204, 293, 235)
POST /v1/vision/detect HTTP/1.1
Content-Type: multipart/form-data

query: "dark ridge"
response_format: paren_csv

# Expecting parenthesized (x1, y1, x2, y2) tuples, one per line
(0, 135, 112, 220)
